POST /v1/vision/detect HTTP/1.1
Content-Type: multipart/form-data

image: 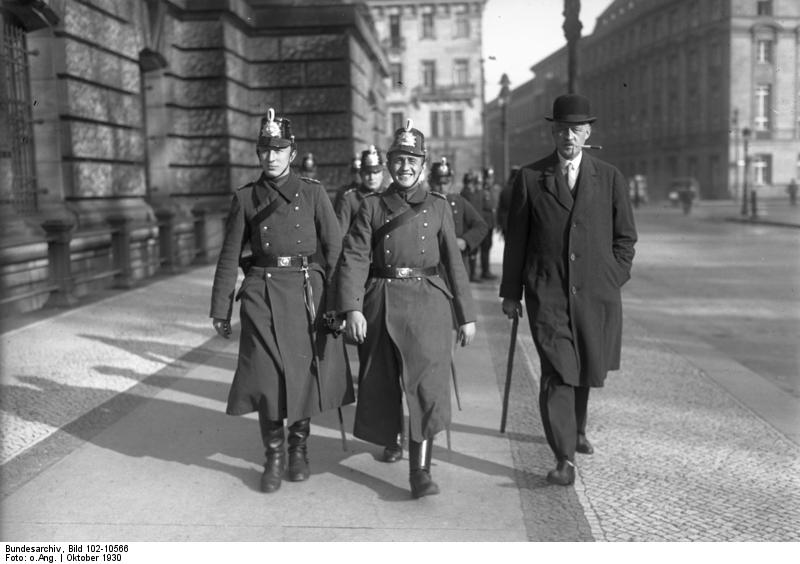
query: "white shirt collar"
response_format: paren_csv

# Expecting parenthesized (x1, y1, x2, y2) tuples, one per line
(558, 151, 582, 172)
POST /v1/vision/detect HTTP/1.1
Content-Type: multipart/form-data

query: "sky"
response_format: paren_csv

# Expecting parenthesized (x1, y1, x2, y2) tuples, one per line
(482, 0, 614, 101)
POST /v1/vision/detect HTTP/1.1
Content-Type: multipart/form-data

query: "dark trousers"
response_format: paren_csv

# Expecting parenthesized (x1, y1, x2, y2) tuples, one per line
(539, 366, 590, 463)
(479, 233, 493, 275)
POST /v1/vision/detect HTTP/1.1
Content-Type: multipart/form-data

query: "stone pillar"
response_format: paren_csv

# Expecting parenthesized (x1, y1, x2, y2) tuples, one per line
(155, 207, 178, 273)
(41, 218, 77, 307)
(192, 208, 209, 265)
(107, 216, 133, 289)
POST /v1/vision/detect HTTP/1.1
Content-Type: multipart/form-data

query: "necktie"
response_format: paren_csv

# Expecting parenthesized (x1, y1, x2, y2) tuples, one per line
(566, 162, 576, 190)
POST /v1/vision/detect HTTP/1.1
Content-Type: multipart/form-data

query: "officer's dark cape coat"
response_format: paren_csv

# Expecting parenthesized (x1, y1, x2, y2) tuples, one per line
(336, 184, 475, 444)
(500, 151, 637, 387)
(210, 172, 354, 423)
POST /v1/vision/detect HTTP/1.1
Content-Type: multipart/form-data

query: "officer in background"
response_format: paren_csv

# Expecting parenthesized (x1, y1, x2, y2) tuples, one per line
(496, 165, 521, 239)
(428, 157, 488, 274)
(336, 120, 476, 499)
(460, 171, 482, 281)
(332, 154, 363, 203)
(210, 108, 353, 494)
(300, 152, 317, 180)
(334, 145, 385, 233)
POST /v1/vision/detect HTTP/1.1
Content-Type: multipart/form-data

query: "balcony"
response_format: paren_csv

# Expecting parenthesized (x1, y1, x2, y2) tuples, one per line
(381, 36, 405, 54)
(411, 84, 477, 106)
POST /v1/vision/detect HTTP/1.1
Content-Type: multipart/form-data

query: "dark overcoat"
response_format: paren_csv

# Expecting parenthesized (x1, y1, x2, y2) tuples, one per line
(336, 184, 476, 445)
(334, 184, 372, 235)
(210, 172, 354, 423)
(499, 152, 637, 387)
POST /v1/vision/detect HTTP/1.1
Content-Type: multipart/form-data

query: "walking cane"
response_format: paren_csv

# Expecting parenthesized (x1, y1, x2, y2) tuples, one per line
(500, 313, 519, 434)
(450, 341, 463, 411)
(302, 266, 348, 451)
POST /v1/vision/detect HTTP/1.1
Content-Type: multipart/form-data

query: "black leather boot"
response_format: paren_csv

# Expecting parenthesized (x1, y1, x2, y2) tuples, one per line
(409, 439, 439, 499)
(382, 432, 403, 463)
(287, 418, 310, 482)
(259, 419, 285, 493)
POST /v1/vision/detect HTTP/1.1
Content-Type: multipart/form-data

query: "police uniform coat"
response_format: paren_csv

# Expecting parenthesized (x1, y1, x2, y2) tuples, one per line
(443, 193, 488, 280)
(462, 184, 498, 230)
(499, 152, 637, 387)
(334, 184, 372, 234)
(210, 172, 354, 423)
(336, 184, 476, 445)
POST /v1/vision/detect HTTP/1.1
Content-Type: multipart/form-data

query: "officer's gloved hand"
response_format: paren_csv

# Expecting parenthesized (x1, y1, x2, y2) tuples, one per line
(322, 311, 346, 335)
(213, 318, 232, 339)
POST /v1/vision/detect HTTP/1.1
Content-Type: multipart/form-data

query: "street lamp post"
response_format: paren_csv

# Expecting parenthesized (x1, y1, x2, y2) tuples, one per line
(563, 0, 583, 93)
(740, 127, 751, 216)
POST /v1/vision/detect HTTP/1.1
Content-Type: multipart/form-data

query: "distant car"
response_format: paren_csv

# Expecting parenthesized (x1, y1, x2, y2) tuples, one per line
(628, 175, 648, 206)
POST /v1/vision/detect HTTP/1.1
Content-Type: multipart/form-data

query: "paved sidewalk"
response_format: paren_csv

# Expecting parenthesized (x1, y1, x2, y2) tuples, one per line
(1, 243, 799, 542)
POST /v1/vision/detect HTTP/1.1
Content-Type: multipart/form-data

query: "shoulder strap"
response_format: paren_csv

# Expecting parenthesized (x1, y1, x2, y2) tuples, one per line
(372, 194, 428, 249)
(250, 185, 288, 228)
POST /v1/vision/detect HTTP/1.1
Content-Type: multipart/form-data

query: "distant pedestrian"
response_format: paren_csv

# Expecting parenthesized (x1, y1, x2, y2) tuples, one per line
(336, 120, 476, 498)
(462, 169, 499, 280)
(500, 94, 637, 486)
(496, 165, 520, 239)
(428, 157, 488, 274)
(210, 108, 353, 494)
(334, 145, 385, 233)
(788, 178, 798, 206)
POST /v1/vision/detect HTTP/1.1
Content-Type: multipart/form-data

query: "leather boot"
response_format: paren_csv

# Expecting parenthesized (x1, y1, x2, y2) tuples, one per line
(287, 418, 310, 482)
(409, 439, 439, 499)
(382, 432, 403, 463)
(259, 420, 285, 493)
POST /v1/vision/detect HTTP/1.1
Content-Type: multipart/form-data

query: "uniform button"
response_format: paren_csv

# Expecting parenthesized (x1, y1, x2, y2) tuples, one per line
(295, 193, 299, 198)
(450, 201, 455, 206)
(385, 219, 390, 223)
(416, 277, 421, 280)
(295, 224, 300, 228)
(266, 273, 272, 278)
(423, 222, 428, 227)
(423, 209, 428, 213)
(570, 253, 576, 261)
(297, 240, 301, 244)
(265, 242, 270, 247)
(294, 206, 300, 210)
(421, 249, 426, 254)
(262, 225, 268, 231)
(571, 286, 577, 295)
(385, 234, 390, 239)
(386, 250, 391, 254)
(421, 235, 426, 240)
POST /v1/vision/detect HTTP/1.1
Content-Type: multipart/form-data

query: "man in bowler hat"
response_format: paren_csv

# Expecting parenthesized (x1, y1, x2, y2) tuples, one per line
(499, 94, 637, 485)
(210, 108, 353, 494)
(336, 120, 476, 498)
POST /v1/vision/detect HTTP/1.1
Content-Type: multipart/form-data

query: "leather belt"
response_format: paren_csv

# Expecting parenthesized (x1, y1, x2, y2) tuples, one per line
(251, 255, 311, 268)
(369, 266, 438, 279)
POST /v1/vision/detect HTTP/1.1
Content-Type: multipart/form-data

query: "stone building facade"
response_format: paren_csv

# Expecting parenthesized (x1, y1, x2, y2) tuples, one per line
(365, 0, 485, 177)
(486, 0, 800, 201)
(0, 0, 387, 315)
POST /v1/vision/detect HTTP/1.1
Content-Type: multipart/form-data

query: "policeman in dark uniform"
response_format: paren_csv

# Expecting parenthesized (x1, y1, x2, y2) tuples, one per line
(428, 157, 488, 274)
(336, 120, 476, 499)
(332, 154, 362, 204)
(210, 108, 353, 494)
(334, 145, 385, 233)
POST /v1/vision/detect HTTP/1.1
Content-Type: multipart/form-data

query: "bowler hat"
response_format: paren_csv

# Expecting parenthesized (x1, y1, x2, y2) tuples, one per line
(545, 94, 596, 124)
(257, 108, 295, 149)
(360, 145, 384, 173)
(387, 119, 426, 158)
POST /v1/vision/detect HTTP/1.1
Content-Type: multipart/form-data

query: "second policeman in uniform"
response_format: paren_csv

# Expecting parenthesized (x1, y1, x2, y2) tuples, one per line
(336, 121, 476, 498)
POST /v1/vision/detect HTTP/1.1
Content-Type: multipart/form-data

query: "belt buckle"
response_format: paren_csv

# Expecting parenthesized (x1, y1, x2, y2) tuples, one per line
(277, 256, 291, 267)
(396, 267, 411, 278)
